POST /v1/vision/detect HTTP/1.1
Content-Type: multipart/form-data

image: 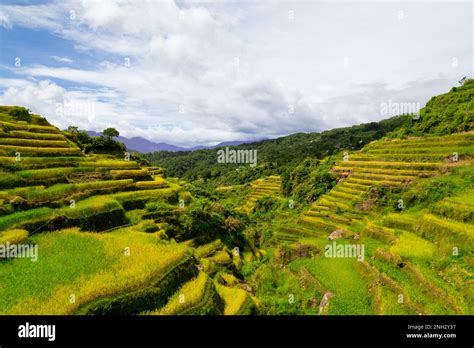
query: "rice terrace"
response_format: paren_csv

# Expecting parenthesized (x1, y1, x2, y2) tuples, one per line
(0, 79, 472, 316)
(0, 1, 473, 345)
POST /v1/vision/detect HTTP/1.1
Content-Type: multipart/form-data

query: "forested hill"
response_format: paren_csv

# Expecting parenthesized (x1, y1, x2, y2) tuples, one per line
(143, 115, 408, 183)
(393, 78, 474, 136)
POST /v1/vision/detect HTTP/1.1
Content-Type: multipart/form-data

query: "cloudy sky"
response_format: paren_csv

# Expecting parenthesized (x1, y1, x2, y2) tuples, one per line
(0, 0, 472, 147)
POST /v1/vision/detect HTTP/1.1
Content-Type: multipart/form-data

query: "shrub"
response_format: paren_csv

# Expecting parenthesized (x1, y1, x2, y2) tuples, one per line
(254, 196, 280, 215)
(282, 157, 337, 204)
(8, 107, 31, 122)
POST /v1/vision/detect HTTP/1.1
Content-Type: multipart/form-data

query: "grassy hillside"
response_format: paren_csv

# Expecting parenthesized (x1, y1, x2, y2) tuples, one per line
(392, 79, 474, 136)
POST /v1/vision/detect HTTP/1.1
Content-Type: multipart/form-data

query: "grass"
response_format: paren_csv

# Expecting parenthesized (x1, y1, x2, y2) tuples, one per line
(382, 213, 418, 231)
(333, 166, 438, 177)
(431, 189, 474, 222)
(15, 167, 98, 181)
(0, 138, 70, 148)
(5, 179, 134, 202)
(5, 130, 65, 140)
(113, 185, 180, 205)
(346, 177, 402, 186)
(327, 190, 363, 201)
(0, 156, 85, 170)
(349, 154, 448, 162)
(431, 200, 474, 222)
(337, 160, 443, 170)
(0, 145, 81, 157)
(370, 257, 464, 314)
(390, 230, 436, 260)
(289, 257, 372, 314)
(350, 172, 416, 181)
(0, 227, 189, 314)
(79, 160, 139, 169)
(194, 239, 223, 258)
(363, 145, 474, 155)
(0, 207, 54, 231)
(215, 283, 253, 315)
(0, 184, 181, 231)
(418, 214, 474, 242)
(152, 271, 210, 315)
(333, 186, 368, 196)
(0, 120, 60, 133)
(0, 195, 125, 231)
(110, 169, 150, 178)
(208, 249, 232, 265)
(365, 140, 472, 149)
(135, 177, 168, 189)
(0, 229, 28, 245)
(61, 195, 124, 220)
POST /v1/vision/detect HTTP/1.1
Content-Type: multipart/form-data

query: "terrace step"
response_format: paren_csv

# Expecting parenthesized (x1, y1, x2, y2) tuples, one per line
(321, 194, 353, 206)
(340, 182, 372, 190)
(155, 272, 223, 315)
(333, 185, 369, 195)
(0, 130, 65, 140)
(365, 133, 473, 146)
(299, 215, 338, 232)
(333, 166, 439, 177)
(365, 141, 473, 150)
(304, 210, 354, 225)
(345, 177, 403, 186)
(318, 197, 352, 210)
(0, 138, 71, 148)
(326, 190, 363, 201)
(348, 154, 447, 162)
(0, 120, 61, 134)
(0, 156, 85, 170)
(350, 172, 417, 182)
(337, 160, 443, 170)
(0, 145, 82, 157)
(363, 146, 474, 155)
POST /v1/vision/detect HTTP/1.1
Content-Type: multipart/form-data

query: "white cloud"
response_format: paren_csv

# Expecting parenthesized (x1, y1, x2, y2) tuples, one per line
(0, 0, 471, 146)
(0, 10, 11, 28)
(51, 56, 73, 64)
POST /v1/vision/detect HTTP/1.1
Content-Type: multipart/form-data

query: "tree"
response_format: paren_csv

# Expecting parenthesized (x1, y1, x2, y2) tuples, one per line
(67, 126, 79, 133)
(103, 127, 119, 139)
(9, 107, 31, 122)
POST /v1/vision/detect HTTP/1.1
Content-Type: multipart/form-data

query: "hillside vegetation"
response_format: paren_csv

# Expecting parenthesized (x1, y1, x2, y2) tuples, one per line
(393, 79, 474, 136)
(0, 80, 472, 315)
(143, 115, 408, 183)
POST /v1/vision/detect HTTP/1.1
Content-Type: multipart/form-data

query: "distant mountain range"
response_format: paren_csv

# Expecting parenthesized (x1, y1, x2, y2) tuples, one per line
(86, 131, 255, 153)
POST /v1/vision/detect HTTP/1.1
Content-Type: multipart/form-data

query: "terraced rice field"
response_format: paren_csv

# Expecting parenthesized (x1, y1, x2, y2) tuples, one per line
(241, 175, 281, 212)
(0, 115, 179, 233)
(0, 107, 257, 316)
(1, 105, 471, 316)
(276, 132, 474, 314)
(0, 227, 191, 314)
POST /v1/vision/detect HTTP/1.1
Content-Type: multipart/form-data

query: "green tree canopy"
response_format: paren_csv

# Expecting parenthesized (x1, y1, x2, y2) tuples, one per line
(103, 127, 120, 139)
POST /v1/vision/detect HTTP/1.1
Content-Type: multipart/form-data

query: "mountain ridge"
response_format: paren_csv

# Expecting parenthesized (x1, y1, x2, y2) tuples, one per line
(86, 131, 256, 153)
